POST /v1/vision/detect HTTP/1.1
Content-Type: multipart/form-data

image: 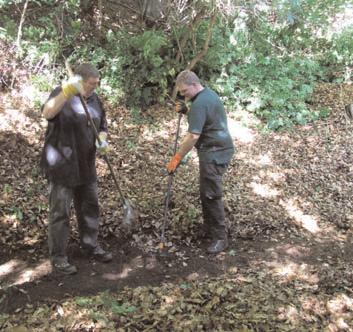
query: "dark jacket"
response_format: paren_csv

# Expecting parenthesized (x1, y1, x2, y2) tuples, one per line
(40, 87, 107, 187)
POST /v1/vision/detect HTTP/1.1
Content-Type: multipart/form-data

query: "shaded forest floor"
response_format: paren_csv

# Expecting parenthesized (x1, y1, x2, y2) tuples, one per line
(1, 83, 353, 331)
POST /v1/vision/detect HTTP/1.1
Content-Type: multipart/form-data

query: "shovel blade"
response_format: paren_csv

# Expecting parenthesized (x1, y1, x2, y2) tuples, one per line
(122, 199, 138, 232)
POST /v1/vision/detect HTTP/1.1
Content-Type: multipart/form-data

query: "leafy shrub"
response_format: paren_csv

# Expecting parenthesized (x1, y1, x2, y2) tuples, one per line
(67, 29, 175, 106)
(0, 0, 352, 130)
(226, 56, 324, 130)
(319, 26, 353, 83)
(115, 29, 174, 106)
(205, 11, 334, 130)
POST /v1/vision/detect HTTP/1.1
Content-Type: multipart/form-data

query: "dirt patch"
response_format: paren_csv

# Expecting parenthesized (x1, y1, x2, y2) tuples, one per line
(2, 233, 353, 315)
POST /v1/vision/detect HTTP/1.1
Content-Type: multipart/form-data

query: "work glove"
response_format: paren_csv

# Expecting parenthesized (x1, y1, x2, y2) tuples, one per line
(175, 100, 188, 115)
(166, 153, 182, 174)
(95, 132, 109, 154)
(62, 75, 83, 98)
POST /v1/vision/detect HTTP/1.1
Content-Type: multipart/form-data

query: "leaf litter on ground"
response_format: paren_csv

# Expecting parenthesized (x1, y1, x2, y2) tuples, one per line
(1, 83, 353, 330)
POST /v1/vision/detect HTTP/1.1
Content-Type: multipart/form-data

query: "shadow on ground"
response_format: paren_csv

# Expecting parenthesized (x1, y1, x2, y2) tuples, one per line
(1, 233, 353, 315)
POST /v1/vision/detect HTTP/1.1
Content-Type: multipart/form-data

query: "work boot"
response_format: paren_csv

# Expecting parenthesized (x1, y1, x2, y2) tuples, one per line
(84, 246, 113, 263)
(52, 259, 77, 275)
(207, 238, 229, 254)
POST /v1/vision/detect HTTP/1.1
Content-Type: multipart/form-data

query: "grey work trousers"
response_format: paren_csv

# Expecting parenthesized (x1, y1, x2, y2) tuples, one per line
(48, 182, 100, 264)
(199, 161, 229, 240)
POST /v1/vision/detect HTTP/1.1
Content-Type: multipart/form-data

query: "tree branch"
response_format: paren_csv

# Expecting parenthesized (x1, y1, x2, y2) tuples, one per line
(172, 13, 217, 99)
(16, 0, 29, 53)
(175, 9, 205, 64)
(186, 13, 216, 70)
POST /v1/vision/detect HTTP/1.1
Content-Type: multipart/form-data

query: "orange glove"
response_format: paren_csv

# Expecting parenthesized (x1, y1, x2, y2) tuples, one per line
(166, 153, 182, 174)
(175, 101, 188, 114)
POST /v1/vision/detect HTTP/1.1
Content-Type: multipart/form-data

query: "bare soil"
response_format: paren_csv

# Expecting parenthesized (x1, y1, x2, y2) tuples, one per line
(2, 233, 353, 315)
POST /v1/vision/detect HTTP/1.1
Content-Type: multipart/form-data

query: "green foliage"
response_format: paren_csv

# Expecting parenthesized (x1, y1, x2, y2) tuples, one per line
(31, 73, 55, 91)
(125, 137, 138, 151)
(75, 297, 91, 307)
(68, 28, 174, 106)
(186, 204, 199, 220)
(116, 29, 173, 106)
(10, 206, 23, 221)
(0, 0, 352, 130)
(75, 296, 95, 307)
(332, 27, 353, 64)
(1, 17, 17, 40)
(106, 302, 137, 315)
(215, 56, 324, 130)
(323, 26, 353, 82)
(75, 293, 136, 316)
(3, 184, 12, 194)
(205, 2, 350, 130)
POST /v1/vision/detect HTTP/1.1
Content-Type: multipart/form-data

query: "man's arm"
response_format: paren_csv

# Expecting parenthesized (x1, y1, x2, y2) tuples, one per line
(43, 76, 83, 120)
(42, 92, 67, 120)
(166, 132, 200, 173)
(177, 132, 200, 159)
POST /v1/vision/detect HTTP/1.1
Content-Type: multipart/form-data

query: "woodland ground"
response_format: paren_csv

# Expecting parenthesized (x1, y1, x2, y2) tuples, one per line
(1, 83, 353, 331)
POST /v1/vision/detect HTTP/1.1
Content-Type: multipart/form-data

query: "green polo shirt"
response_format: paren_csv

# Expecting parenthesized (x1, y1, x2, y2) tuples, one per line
(187, 87, 234, 164)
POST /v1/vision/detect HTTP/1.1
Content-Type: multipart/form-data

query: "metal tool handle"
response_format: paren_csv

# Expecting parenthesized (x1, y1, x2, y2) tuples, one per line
(173, 113, 183, 154)
(79, 95, 126, 201)
(160, 112, 183, 245)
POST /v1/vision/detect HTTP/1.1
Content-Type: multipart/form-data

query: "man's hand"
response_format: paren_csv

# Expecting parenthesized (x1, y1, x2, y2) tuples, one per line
(95, 132, 109, 154)
(166, 153, 182, 174)
(175, 101, 188, 115)
(62, 75, 83, 98)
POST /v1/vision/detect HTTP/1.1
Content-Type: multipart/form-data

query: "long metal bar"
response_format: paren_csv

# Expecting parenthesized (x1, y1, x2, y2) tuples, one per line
(160, 112, 183, 248)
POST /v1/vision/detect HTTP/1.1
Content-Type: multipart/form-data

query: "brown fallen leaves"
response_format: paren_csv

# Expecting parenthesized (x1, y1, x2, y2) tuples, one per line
(2, 83, 353, 330)
(1, 83, 353, 253)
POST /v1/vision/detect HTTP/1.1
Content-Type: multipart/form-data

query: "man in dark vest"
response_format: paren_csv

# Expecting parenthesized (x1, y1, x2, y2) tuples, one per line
(40, 63, 112, 274)
(167, 70, 235, 254)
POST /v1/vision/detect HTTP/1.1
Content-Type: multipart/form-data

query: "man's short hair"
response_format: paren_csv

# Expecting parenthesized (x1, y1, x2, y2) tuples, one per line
(176, 70, 200, 86)
(74, 63, 100, 80)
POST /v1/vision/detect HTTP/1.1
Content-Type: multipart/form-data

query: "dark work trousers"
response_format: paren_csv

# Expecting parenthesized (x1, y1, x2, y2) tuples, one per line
(199, 161, 228, 240)
(48, 182, 100, 264)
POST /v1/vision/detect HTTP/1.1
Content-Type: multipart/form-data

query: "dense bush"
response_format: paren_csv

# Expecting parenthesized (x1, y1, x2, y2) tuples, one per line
(0, 0, 352, 130)
(202, 2, 353, 129)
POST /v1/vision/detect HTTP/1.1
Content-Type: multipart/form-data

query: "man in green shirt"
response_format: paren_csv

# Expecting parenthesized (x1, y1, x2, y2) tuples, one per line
(167, 70, 234, 254)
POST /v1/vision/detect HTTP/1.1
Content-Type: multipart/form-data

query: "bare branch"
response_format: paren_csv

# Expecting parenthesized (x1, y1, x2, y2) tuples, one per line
(187, 13, 216, 69)
(16, 0, 30, 53)
(175, 9, 205, 64)
(172, 13, 217, 99)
